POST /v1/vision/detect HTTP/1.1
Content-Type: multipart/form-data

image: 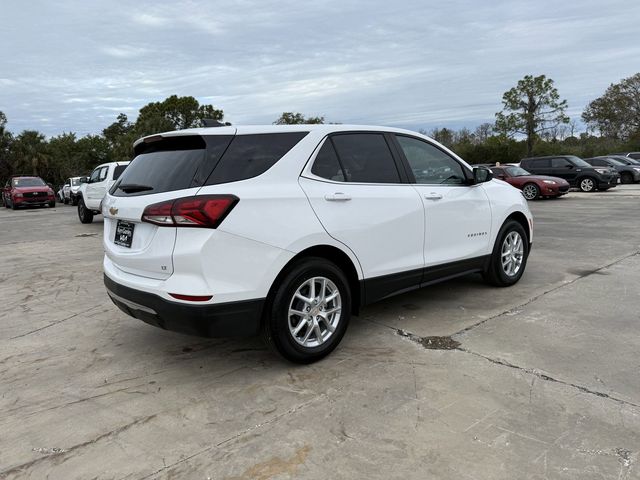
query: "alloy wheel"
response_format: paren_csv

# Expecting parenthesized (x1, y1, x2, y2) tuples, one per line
(580, 178, 595, 192)
(522, 184, 538, 200)
(288, 276, 342, 348)
(501, 231, 524, 277)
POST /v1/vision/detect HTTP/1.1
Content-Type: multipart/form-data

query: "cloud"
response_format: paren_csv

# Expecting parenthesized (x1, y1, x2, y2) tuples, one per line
(0, 0, 639, 136)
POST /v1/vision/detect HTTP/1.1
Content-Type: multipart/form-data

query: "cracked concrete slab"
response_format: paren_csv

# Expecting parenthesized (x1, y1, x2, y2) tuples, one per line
(1, 187, 640, 479)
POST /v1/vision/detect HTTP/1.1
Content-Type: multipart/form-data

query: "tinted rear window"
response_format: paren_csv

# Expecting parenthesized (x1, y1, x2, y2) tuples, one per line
(111, 135, 231, 196)
(205, 132, 307, 185)
(331, 133, 400, 183)
(523, 158, 551, 168)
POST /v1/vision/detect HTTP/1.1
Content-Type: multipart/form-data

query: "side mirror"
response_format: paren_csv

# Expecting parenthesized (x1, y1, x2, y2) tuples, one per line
(472, 167, 493, 184)
(567, 164, 574, 169)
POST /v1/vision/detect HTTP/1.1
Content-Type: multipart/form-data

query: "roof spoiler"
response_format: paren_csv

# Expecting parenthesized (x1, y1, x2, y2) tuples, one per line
(202, 119, 232, 128)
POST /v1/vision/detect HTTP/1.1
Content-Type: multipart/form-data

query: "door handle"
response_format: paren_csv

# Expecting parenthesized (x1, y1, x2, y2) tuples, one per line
(324, 192, 352, 202)
(423, 192, 443, 200)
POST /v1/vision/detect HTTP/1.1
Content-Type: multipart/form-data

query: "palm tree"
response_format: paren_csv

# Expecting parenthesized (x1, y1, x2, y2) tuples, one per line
(12, 130, 49, 176)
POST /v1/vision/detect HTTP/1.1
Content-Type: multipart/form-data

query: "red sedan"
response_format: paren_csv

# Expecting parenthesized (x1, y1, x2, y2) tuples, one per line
(2, 175, 56, 209)
(490, 165, 569, 200)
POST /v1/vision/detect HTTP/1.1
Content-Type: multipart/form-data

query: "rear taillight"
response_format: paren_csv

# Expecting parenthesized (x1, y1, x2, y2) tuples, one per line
(142, 195, 238, 228)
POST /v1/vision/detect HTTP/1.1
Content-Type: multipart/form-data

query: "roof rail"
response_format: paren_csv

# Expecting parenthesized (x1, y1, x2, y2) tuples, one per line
(202, 119, 232, 127)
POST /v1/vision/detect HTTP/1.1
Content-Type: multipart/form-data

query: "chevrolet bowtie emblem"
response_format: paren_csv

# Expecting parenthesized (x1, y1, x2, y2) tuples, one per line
(109, 207, 118, 216)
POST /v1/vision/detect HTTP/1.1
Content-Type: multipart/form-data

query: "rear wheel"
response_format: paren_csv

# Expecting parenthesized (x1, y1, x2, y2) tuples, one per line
(262, 257, 351, 363)
(78, 198, 94, 224)
(521, 183, 539, 200)
(621, 172, 633, 184)
(483, 220, 529, 287)
(578, 177, 596, 192)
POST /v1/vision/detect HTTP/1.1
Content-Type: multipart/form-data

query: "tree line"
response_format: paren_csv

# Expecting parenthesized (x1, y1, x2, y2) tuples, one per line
(1, 73, 639, 187)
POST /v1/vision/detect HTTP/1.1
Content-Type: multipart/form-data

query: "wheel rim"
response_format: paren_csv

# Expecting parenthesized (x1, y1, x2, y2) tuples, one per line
(522, 184, 537, 200)
(581, 178, 594, 191)
(288, 276, 342, 348)
(501, 231, 524, 277)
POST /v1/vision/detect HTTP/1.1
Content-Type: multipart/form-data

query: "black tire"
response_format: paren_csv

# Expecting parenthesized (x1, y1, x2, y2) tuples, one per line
(262, 257, 351, 364)
(578, 176, 596, 192)
(48, 201, 55, 208)
(621, 172, 633, 185)
(71, 197, 78, 206)
(521, 183, 540, 200)
(63, 197, 69, 205)
(483, 220, 529, 287)
(77, 197, 94, 224)
(10, 198, 17, 210)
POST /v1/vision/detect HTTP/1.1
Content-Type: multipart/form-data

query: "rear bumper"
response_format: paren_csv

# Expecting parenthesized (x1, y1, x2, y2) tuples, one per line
(104, 274, 264, 337)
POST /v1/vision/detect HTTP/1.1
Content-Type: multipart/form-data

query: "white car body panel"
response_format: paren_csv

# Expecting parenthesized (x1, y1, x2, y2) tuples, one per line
(79, 162, 130, 211)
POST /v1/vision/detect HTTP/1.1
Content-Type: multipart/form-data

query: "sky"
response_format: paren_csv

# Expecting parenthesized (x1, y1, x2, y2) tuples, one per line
(1, 0, 639, 137)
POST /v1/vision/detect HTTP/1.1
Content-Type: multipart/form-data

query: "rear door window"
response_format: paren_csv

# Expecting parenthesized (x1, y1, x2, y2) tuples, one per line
(529, 158, 551, 168)
(330, 133, 401, 183)
(206, 132, 308, 185)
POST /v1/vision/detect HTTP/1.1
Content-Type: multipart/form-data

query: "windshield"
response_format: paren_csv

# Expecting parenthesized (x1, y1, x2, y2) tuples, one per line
(566, 156, 591, 168)
(505, 166, 531, 177)
(606, 158, 625, 166)
(13, 177, 46, 187)
(70, 178, 81, 186)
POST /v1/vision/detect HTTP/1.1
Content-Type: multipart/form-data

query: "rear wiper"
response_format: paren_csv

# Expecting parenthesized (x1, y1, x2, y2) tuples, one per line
(118, 183, 154, 193)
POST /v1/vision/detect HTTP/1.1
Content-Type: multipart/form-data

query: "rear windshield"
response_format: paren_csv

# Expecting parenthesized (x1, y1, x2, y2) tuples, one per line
(111, 136, 214, 197)
(205, 132, 308, 185)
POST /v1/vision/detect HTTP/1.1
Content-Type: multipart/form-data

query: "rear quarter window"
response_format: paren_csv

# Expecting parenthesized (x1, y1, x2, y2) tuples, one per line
(205, 132, 308, 185)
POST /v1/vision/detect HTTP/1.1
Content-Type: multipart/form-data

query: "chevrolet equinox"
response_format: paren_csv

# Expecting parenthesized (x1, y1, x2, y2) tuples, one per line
(103, 125, 533, 363)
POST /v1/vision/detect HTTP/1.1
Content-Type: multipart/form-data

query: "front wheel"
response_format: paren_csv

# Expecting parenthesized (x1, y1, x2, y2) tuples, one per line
(77, 198, 94, 224)
(579, 177, 596, 192)
(262, 257, 351, 363)
(521, 183, 540, 200)
(620, 172, 633, 185)
(483, 220, 529, 287)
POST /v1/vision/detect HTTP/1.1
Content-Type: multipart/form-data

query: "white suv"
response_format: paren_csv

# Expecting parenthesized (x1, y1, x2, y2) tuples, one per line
(102, 125, 532, 363)
(77, 161, 129, 223)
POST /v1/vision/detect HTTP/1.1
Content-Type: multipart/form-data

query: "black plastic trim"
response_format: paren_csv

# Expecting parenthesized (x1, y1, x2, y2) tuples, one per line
(361, 256, 490, 305)
(104, 275, 264, 337)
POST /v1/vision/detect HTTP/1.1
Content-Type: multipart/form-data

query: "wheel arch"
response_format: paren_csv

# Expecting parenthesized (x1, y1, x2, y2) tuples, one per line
(266, 244, 363, 316)
(504, 211, 531, 245)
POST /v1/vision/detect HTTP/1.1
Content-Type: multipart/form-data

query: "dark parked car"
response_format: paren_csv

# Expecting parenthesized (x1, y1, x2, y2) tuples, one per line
(610, 152, 640, 160)
(520, 155, 618, 192)
(605, 155, 640, 166)
(490, 164, 569, 200)
(2, 175, 56, 209)
(585, 157, 640, 184)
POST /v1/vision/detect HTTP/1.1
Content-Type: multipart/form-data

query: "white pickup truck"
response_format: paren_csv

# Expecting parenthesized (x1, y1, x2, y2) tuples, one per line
(77, 161, 129, 224)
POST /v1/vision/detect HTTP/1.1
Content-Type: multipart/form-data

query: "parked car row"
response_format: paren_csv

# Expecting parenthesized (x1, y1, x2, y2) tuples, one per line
(487, 151, 640, 200)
